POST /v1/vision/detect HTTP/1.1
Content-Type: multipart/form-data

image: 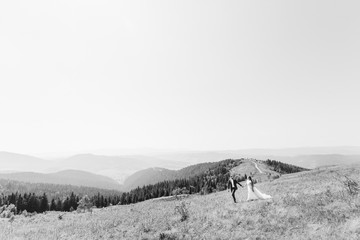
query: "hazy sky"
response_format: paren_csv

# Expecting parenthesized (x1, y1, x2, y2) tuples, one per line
(1, 0, 360, 155)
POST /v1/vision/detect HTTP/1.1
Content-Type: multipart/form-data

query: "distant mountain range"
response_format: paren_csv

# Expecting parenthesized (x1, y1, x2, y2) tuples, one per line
(47, 154, 190, 184)
(0, 169, 121, 190)
(143, 148, 360, 170)
(0, 152, 51, 172)
(264, 154, 360, 169)
(219, 146, 360, 156)
(0, 152, 190, 184)
(1, 147, 360, 191)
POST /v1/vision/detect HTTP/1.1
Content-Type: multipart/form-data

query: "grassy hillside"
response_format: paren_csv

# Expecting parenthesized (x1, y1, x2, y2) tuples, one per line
(1, 164, 359, 239)
(230, 159, 282, 183)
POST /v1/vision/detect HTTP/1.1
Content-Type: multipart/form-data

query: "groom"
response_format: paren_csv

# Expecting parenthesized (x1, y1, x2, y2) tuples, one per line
(228, 175, 243, 203)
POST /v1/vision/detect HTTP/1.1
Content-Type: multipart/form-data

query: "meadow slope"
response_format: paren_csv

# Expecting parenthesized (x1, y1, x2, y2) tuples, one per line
(1, 164, 360, 240)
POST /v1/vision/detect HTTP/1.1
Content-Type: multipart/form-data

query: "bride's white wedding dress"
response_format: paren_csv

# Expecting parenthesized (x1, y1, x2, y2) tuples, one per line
(246, 179, 272, 201)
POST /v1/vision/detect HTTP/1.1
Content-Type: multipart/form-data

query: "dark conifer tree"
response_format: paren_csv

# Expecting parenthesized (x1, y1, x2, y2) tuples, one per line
(56, 198, 62, 211)
(63, 197, 70, 212)
(17, 194, 23, 212)
(50, 199, 57, 211)
(40, 193, 49, 212)
(69, 192, 78, 210)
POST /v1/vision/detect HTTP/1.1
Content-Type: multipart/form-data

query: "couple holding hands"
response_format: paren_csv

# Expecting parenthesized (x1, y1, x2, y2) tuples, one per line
(228, 175, 272, 203)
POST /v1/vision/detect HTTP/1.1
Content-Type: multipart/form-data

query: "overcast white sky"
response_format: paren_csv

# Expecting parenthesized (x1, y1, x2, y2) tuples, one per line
(1, 0, 360, 155)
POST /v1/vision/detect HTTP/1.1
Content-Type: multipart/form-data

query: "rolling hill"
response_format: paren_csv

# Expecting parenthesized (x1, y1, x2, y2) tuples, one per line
(267, 154, 360, 169)
(0, 152, 52, 172)
(0, 178, 121, 201)
(122, 160, 233, 191)
(49, 154, 190, 184)
(0, 170, 121, 190)
(122, 167, 176, 190)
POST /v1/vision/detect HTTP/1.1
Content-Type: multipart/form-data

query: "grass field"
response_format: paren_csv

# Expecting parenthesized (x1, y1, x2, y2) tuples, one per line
(1, 164, 360, 240)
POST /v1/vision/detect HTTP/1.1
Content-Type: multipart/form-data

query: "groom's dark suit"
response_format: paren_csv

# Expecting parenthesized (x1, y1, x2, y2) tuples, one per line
(228, 178, 243, 203)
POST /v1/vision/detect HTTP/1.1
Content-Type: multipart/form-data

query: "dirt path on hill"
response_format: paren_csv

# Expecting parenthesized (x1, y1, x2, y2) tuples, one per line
(252, 161, 263, 173)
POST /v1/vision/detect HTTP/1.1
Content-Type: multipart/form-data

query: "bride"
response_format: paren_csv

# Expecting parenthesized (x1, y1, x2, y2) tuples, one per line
(246, 176, 272, 201)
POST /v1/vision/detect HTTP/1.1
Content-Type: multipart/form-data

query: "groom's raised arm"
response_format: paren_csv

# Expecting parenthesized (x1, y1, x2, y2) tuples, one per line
(236, 181, 243, 188)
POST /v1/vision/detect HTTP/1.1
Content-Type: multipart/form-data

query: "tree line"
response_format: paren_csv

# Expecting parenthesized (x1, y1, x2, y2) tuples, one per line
(0, 179, 121, 200)
(0, 191, 122, 214)
(265, 159, 309, 174)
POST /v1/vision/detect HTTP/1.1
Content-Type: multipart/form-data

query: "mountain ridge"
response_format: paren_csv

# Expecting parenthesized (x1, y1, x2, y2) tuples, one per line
(122, 158, 307, 191)
(1, 149, 360, 187)
(0, 169, 121, 190)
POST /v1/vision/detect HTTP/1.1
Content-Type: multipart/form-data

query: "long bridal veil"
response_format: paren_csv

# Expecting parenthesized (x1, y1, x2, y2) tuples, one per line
(246, 179, 272, 201)
(253, 187, 272, 199)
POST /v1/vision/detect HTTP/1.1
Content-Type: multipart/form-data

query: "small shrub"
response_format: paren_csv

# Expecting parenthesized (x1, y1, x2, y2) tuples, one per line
(159, 232, 177, 240)
(21, 210, 36, 217)
(272, 175, 280, 180)
(172, 188, 182, 196)
(1, 210, 12, 218)
(77, 195, 93, 213)
(0, 204, 16, 218)
(174, 201, 189, 222)
(333, 172, 360, 208)
(333, 172, 360, 196)
(172, 187, 190, 199)
(8, 215, 15, 223)
(22, 210, 27, 216)
(6, 204, 16, 214)
(28, 212, 37, 217)
(0, 205, 5, 214)
(140, 223, 151, 233)
(343, 176, 359, 196)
